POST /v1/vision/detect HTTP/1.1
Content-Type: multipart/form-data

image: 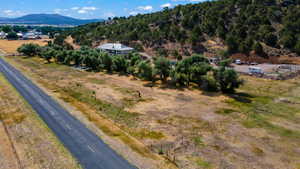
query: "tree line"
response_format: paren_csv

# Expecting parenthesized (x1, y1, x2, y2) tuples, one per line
(17, 43, 243, 93)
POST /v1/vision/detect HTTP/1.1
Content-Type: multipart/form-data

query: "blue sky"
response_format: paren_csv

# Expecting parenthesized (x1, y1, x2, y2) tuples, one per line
(0, 0, 207, 19)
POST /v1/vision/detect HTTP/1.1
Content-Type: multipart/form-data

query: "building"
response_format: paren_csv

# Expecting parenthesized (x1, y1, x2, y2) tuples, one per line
(23, 32, 38, 39)
(17, 33, 23, 38)
(0, 31, 6, 39)
(97, 43, 134, 55)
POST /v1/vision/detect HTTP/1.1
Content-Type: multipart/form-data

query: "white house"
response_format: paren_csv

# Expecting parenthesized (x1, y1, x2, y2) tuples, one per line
(97, 43, 134, 55)
(17, 33, 23, 38)
(0, 31, 6, 39)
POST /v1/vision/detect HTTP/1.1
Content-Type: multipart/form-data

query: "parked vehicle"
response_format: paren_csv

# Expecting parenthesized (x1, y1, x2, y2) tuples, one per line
(249, 66, 263, 74)
(235, 59, 242, 65)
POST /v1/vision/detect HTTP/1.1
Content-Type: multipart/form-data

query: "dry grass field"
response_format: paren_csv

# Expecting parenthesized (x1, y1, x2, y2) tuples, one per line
(1, 41, 300, 169)
(3, 54, 300, 169)
(0, 74, 80, 169)
(0, 39, 49, 54)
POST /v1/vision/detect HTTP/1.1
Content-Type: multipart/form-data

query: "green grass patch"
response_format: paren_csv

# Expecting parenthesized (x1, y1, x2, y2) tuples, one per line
(61, 85, 139, 128)
(195, 158, 212, 169)
(129, 129, 164, 140)
(193, 136, 205, 147)
(215, 108, 236, 115)
(226, 93, 300, 140)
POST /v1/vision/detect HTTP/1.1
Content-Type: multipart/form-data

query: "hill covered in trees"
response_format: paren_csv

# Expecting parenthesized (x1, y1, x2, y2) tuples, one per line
(58, 0, 300, 60)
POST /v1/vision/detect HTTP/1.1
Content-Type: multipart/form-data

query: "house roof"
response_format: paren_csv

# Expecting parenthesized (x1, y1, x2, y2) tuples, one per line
(97, 43, 134, 51)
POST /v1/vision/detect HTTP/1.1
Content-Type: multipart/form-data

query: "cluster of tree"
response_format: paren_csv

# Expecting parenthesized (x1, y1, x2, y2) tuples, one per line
(17, 43, 243, 93)
(58, 0, 300, 56)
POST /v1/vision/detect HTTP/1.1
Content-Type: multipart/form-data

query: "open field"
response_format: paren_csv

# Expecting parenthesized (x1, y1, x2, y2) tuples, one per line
(0, 39, 49, 54)
(1, 41, 300, 169)
(0, 74, 80, 169)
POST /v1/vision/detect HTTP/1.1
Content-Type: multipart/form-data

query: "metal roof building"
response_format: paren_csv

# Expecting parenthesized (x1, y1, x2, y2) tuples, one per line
(97, 43, 134, 55)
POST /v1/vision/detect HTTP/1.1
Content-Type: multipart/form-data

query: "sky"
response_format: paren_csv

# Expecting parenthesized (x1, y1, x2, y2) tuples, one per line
(0, 0, 207, 19)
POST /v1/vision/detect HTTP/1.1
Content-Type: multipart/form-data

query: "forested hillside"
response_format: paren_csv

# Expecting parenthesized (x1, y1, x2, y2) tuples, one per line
(59, 0, 300, 59)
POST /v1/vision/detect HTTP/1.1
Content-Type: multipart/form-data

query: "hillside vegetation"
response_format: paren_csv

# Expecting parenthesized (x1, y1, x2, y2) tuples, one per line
(60, 0, 300, 58)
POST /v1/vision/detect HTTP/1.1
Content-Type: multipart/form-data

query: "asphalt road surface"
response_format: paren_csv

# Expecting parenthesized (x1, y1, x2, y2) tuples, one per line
(0, 57, 137, 169)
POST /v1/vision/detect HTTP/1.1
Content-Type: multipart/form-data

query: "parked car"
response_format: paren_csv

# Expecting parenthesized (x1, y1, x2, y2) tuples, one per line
(235, 59, 242, 65)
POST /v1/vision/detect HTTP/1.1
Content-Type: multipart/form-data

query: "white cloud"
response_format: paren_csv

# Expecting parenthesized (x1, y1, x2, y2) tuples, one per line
(2, 10, 25, 17)
(75, 6, 97, 14)
(71, 7, 79, 10)
(78, 10, 87, 14)
(160, 3, 172, 8)
(82, 7, 97, 11)
(129, 11, 138, 16)
(137, 5, 153, 11)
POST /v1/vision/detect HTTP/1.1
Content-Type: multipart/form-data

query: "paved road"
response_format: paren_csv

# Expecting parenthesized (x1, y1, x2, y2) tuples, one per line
(0, 57, 137, 169)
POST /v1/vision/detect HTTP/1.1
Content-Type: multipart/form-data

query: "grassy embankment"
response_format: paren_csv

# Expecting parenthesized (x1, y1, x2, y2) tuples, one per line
(0, 73, 81, 169)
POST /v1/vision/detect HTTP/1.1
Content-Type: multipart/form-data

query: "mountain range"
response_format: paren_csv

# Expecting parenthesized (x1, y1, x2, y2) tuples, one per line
(0, 14, 102, 26)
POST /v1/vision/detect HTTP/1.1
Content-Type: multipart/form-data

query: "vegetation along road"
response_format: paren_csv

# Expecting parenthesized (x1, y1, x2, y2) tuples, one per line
(0, 56, 137, 169)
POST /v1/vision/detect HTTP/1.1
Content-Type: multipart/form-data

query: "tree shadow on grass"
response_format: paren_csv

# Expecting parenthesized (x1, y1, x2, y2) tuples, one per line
(227, 92, 254, 103)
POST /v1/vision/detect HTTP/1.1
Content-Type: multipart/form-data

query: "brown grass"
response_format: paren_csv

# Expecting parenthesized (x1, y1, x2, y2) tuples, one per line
(0, 74, 81, 169)
(2, 52, 300, 169)
(0, 39, 49, 54)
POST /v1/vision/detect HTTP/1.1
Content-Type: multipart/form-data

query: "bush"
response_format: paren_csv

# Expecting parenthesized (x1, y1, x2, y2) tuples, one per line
(17, 43, 41, 57)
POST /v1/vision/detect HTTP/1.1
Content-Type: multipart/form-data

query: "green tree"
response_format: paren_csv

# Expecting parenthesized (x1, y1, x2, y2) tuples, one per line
(137, 61, 155, 81)
(214, 67, 243, 93)
(226, 35, 239, 54)
(154, 57, 172, 81)
(294, 40, 300, 55)
(112, 55, 129, 73)
(17, 43, 41, 57)
(99, 53, 113, 72)
(253, 42, 264, 56)
(264, 33, 278, 47)
(6, 32, 18, 40)
(40, 47, 56, 63)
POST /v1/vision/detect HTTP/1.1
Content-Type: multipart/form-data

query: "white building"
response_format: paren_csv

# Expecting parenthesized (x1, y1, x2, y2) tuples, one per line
(23, 32, 38, 39)
(0, 31, 6, 39)
(97, 43, 134, 55)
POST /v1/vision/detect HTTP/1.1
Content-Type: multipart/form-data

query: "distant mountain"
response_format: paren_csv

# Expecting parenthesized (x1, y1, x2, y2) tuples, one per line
(0, 14, 102, 26)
